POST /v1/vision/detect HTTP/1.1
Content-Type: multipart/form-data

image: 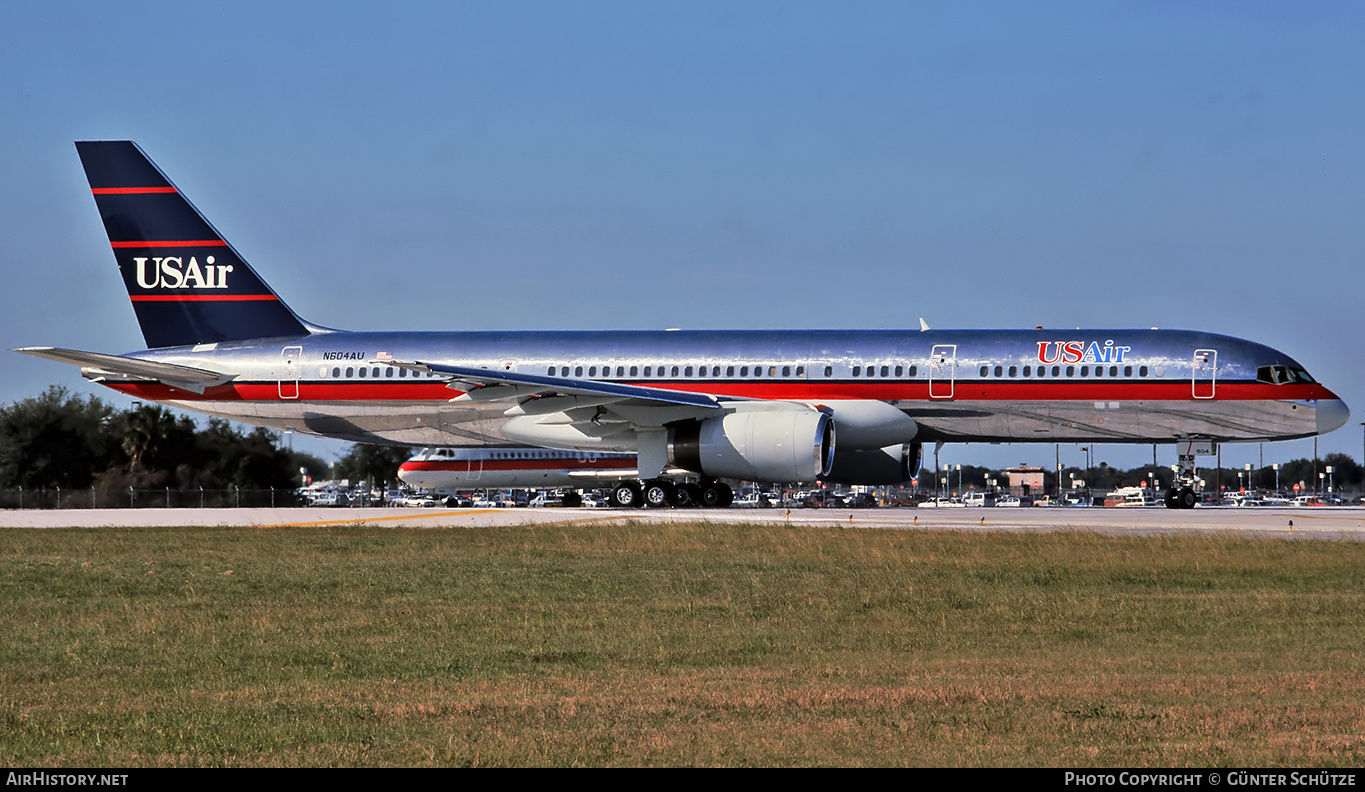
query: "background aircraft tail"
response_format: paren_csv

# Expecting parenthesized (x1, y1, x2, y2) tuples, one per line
(75, 141, 311, 349)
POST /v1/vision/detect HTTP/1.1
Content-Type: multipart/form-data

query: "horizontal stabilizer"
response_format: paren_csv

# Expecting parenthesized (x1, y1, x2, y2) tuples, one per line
(15, 347, 234, 394)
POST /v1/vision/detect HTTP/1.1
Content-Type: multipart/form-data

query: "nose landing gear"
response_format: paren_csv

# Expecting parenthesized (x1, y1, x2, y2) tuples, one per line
(1164, 451, 1200, 509)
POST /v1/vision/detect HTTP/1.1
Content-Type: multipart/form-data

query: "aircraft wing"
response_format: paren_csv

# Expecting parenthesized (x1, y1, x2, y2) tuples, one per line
(392, 360, 738, 478)
(15, 347, 235, 394)
(565, 467, 690, 480)
(394, 360, 728, 410)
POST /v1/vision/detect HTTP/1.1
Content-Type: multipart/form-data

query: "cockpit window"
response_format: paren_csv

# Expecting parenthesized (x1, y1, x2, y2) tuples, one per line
(1257, 365, 1289, 385)
(1257, 365, 1316, 385)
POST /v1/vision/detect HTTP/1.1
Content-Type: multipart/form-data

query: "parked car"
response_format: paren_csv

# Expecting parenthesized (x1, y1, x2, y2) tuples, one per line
(962, 491, 995, 507)
(845, 493, 879, 508)
(799, 492, 846, 508)
(528, 492, 565, 507)
(309, 492, 349, 507)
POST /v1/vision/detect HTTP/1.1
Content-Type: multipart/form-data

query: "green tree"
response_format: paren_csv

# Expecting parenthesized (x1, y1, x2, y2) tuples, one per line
(118, 404, 197, 475)
(0, 386, 121, 489)
(334, 444, 413, 489)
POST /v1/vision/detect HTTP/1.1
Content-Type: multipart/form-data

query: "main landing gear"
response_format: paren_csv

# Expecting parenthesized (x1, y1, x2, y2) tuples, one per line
(607, 479, 734, 509)
(1163, 486, 1198, 510)
(1163, 451, 1200, 509)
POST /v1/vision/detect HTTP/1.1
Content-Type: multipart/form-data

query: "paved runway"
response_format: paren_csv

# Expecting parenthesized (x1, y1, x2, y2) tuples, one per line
(3, 505, 1364, 540)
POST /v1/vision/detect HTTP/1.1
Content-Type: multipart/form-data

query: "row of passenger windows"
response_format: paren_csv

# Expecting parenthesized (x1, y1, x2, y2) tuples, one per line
(539, 362, 1166, 380)
(320, 366, 438, 379)
(428, 448, 573, 460)
(552, 364, 808, 379)
(978, 364, 1151, 378)
(317, 362, 1162, 381)
(547, 364, 922, 379)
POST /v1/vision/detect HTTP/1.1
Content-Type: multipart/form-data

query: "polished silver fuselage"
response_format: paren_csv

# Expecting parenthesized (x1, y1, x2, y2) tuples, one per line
(106, 327, 1346, 449)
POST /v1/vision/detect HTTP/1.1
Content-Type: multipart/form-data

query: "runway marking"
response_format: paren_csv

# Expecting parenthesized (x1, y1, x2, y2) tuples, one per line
(258, 509, 500, 528)
(4, 506, 1363, 538)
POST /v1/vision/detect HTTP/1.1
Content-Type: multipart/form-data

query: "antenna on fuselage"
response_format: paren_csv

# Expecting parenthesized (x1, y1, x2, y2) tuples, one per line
(918, 318, 930, 332)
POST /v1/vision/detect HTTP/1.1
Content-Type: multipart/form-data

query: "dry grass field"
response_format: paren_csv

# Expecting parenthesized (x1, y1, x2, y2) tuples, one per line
(2, 521, 1362, 766)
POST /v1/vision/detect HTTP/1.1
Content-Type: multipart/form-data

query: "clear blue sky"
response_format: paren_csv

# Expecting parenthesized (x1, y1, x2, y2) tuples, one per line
(3, 2, 1363, 474)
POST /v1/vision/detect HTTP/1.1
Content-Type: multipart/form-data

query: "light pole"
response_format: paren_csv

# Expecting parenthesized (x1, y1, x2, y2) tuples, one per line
(955, 464, 962, 498)
(1327, 465, 1334, 498)
(1273, 463, 1280, 495)
(933, 444, 941, 504)
(1245, 463, 1252, 494)
(1056, 444, 1061, 501)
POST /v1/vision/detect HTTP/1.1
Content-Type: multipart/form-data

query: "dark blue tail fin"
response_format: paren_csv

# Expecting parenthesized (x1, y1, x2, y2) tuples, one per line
(75, 141, 311, 349)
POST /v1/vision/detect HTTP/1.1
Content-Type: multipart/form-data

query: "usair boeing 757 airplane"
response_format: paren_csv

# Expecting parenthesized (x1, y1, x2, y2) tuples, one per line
(16, 141, 1352, 508)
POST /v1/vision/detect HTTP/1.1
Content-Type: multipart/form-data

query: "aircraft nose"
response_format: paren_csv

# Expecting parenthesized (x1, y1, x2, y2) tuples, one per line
(1317, 398, 1350, 435)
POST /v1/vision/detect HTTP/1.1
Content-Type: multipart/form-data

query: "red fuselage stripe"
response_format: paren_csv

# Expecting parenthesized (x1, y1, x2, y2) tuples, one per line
(110, 240, 228, 248)
(129, 294, 280, 302)
(103, 379, 1334, 403)
(91, 187, 178, 194)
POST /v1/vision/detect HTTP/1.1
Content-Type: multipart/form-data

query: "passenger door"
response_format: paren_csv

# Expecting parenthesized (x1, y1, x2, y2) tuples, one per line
(929, 344, 956, 399)
(1192, 349, 1217, 399)
(278, 345, 302, 400)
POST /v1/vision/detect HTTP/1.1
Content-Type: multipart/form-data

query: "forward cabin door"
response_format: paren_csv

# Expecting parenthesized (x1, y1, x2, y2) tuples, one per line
(1192, 349, 1217, 399)
(279, 345, 302, 400)
(929, 344, 956, 399)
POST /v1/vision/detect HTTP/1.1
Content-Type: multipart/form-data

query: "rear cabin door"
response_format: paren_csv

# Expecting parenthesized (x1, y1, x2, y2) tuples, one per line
(1192, 349, 1217, 399)
(929, 344, 956, 399)
(279, 345, 302, 400)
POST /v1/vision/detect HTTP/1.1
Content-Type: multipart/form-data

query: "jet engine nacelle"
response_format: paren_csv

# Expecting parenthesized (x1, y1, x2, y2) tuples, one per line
(817, 400, 919, 448)
(669, 407, 835, 482)
(823, 441, 924, 485)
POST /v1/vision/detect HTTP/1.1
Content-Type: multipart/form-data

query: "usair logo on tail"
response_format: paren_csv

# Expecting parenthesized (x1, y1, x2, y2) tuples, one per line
(133, 256, 234, 289)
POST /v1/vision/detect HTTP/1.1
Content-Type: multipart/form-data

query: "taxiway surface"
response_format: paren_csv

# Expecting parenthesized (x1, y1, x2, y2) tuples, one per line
(3, 506, 1363, 540)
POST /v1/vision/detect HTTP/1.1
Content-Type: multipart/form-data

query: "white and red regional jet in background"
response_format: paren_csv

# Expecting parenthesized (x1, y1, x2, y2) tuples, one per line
(395, 447, 697, 508)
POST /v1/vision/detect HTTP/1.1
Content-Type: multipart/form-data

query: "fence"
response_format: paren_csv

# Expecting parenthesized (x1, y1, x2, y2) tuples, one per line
(0, 488, 307, 510)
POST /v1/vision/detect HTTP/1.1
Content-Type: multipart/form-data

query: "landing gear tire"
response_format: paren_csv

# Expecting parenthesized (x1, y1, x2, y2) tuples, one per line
(676, 484, 702, 508)
(700, 481, 733, 508)
(562, 491, 583, 508)
(643, 480, 673, 509)
(1164, 487, 1180, 510)
(1177, 487, 1197, 509)
(609, 483, 643, 509)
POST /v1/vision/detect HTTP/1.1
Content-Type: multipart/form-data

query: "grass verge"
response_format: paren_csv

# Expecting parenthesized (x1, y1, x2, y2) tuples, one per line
(2, 522, 1362, 766)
